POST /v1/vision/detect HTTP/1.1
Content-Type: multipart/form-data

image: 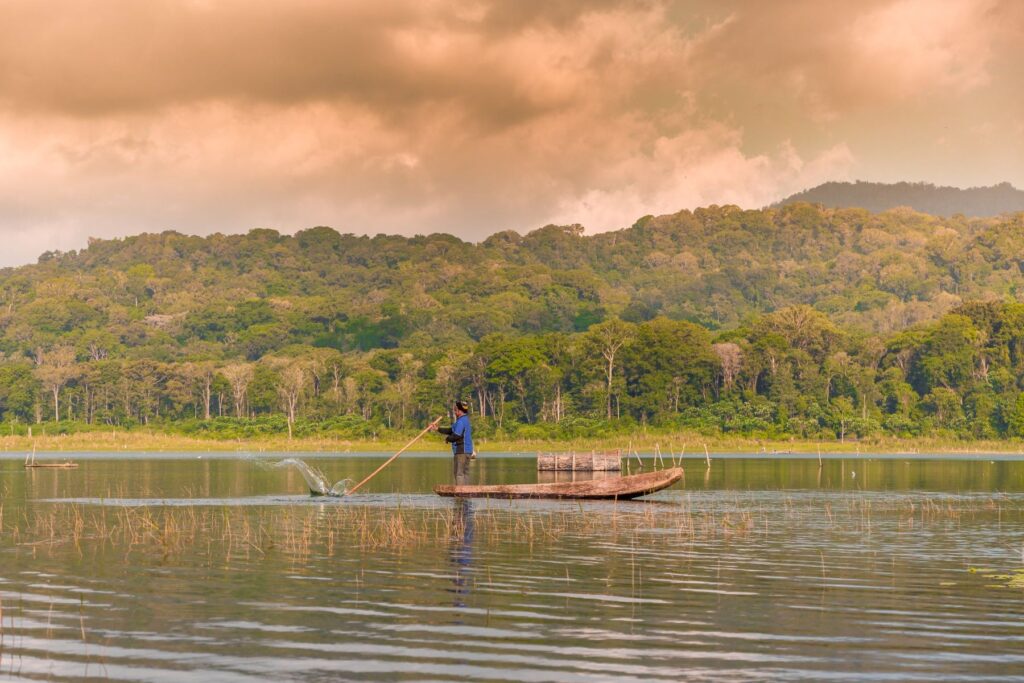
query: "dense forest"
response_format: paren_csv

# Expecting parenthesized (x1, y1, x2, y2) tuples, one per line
(3, 202, 1024, 441)
(777, 181, 1024, 217)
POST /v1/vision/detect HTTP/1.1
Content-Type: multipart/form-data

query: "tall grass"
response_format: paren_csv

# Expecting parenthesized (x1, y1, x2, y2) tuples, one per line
(4, 428, 1024, 455)
(3, 493, 1015, 565)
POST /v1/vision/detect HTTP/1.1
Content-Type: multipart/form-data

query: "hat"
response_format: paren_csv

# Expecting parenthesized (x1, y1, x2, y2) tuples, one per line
(454, 400, 470, 413)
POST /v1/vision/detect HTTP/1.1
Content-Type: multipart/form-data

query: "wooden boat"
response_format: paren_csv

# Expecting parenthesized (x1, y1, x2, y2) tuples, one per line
(22, 450, 77, 473)
(24, 451, 78, 469)
(434, 467, 683, 500)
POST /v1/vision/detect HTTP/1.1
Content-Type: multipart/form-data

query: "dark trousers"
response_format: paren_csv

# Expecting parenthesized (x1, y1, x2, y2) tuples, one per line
(453, 453, 471, 485)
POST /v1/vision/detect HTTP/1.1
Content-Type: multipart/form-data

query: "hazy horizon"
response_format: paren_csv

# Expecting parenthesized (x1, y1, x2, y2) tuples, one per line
(1, 0, 1021, 267)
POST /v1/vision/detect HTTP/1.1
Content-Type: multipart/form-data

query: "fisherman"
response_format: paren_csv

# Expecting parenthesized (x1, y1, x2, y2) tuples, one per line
(431, 400, 474, 484)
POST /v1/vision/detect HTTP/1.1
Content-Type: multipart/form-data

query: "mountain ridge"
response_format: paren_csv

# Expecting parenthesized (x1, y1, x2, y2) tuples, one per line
(4, 202, 1024, 355)
(775, 181, 1024, 217)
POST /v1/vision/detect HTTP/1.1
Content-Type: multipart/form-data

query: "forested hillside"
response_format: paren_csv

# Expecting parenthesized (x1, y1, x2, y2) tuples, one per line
(3, 203, 1024, 441)
(777, 181, 1024, 217)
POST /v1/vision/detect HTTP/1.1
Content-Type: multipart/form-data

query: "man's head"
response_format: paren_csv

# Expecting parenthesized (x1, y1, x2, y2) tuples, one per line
(454, 400, 469, 416)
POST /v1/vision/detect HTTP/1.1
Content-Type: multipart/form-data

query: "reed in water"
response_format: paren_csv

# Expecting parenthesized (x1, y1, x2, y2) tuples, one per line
(4, 493, 1015, 565)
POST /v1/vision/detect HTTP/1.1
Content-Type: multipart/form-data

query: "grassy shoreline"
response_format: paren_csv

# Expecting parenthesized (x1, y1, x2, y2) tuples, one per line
(3, 429, 1024, 456)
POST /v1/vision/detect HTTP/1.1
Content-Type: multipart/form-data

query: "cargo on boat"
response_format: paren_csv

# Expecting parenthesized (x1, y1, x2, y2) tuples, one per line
(536, 449, 621, 471)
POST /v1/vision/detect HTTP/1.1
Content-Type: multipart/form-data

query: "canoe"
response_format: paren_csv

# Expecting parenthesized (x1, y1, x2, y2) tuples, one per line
(434, 467, 683, 500)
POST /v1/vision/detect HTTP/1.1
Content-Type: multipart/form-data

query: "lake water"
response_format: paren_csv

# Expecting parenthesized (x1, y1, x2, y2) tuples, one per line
(1, 452, 1023, 681)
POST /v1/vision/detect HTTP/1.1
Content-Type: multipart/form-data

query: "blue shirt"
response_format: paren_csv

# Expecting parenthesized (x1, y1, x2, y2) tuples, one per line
(450, 414, 473, 455)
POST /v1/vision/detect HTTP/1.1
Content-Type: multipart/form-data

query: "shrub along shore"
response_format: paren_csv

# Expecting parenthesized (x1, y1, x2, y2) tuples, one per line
(4, 422, 1023, 455)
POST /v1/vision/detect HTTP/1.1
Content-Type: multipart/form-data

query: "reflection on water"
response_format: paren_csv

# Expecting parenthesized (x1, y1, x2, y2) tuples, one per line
(449, 498, 475, 610)
(1, 453, 1024, 681)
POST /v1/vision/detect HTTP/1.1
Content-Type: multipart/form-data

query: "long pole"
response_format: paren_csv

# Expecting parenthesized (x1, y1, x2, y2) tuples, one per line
(345, 415, 444, 496)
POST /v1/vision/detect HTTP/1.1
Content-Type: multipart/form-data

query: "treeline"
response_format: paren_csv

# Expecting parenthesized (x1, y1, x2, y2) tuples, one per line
(4, 204, 1024, 344)
(4, 300, 1024, 441)
(3, 205, 1024, 441)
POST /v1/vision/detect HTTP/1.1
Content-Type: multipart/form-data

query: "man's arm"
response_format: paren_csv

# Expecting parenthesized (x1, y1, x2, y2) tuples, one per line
(438, 419, 465, 444)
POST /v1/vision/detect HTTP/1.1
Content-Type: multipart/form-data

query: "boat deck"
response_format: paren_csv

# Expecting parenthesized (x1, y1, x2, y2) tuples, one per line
(434, 467, 683, 500)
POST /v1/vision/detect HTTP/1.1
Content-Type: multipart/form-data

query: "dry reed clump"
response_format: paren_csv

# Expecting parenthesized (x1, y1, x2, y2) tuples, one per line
(3, 494, 1015, 564)
(2, 498, 767, 562)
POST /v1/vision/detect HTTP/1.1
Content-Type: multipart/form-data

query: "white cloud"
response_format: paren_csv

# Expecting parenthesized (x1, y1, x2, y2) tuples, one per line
(549, 129, 855, 232)
(851, 0, 997, 95)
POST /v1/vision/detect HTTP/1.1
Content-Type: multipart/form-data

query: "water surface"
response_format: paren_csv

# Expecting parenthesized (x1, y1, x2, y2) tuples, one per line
(1, 452, 1023, 681)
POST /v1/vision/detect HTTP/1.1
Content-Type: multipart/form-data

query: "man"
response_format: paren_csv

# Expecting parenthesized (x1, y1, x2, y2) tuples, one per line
(432, 400, 474, 484)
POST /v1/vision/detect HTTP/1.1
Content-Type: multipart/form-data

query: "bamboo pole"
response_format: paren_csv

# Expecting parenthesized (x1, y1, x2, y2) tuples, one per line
(345, 415, 444, 496)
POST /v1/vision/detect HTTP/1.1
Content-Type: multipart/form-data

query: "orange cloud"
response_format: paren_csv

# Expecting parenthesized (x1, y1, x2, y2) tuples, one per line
(0, 0, 1019, 266)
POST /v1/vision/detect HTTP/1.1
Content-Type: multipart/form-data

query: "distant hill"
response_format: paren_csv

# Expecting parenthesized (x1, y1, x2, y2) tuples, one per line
(5, 203, 1024, 355)
(775, 181, 1024, 216)
(4, 204, 1024, 436)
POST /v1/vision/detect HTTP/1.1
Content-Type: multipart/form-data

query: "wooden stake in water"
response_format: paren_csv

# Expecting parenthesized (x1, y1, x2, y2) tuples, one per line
(703, 443, 711, 468)
(345, 415, 443, 496)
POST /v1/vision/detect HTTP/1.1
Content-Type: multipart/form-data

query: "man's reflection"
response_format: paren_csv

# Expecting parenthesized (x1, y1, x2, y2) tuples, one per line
(449, 497, 475, 607)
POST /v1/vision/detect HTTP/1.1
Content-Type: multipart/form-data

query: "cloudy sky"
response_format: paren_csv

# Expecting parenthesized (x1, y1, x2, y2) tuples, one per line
(0, 0, 1021, 266)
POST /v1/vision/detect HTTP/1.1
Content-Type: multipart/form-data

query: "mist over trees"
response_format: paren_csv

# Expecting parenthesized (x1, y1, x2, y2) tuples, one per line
(3, 203, 1024, 441)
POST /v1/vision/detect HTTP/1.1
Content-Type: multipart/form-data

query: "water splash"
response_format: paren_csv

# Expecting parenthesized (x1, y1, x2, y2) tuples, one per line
(272, 458, 353, 496)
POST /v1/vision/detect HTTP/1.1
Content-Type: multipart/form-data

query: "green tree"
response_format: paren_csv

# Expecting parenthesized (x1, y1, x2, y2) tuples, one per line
(912, 315, 982, 393)
(34, 345, 78, 421)
(582, 318, 635, 420)
(830, 397, 855, 442)
(622, 318, 716, 420)
(1007, 393, 1024, 438)
(0, 363, 39, 422)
